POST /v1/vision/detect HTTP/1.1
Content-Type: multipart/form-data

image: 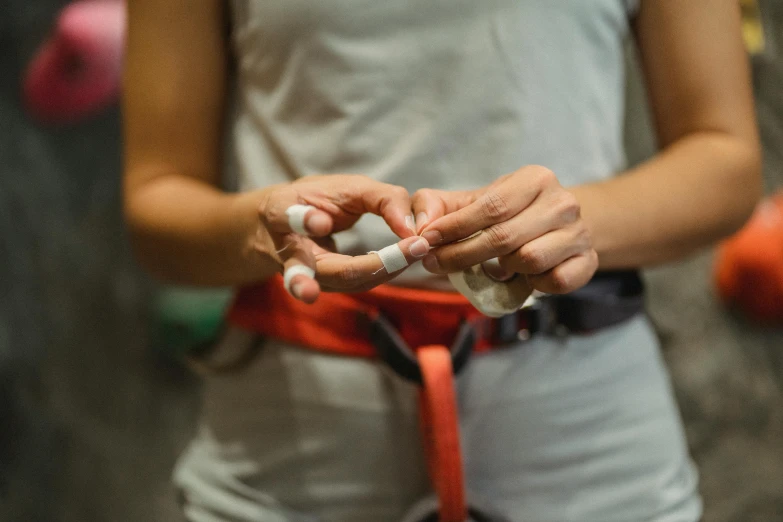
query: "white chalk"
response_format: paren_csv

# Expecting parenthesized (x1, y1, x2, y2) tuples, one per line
(285, 204, 316, 235)
(371, 243, 409, 273)
(283, 265, 316, 295)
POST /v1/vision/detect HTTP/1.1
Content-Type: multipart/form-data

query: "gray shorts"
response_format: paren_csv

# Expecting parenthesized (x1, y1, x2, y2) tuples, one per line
(173, 315, 702, 522)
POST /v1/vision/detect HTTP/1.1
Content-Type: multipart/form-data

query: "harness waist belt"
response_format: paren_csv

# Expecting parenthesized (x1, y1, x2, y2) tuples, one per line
(227, 270, 645, 357)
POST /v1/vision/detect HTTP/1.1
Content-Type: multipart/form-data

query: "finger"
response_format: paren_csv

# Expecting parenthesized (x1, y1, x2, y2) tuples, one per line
(498, 226, 592, 276)
(481, 258, 516, 282)
(261, 188, 335, 237)
(498, 226, 591, 275)
(284, 204, 333, 236)
(263, 177, 414, 238)
(420, 167, 554, 246)
(526, 250, 598, 294)
(274, 233, 320, 303)
(411, 188, 477, 234)
(317, 236, 430, 292)
(419, 202, 576, 274)
(349, 179, 416, 239)
(283, 263, 319, 303)
(311, 235, 337, 253)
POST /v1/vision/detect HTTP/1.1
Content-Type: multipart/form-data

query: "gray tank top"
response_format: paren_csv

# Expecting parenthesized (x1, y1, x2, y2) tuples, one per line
(227, 0, 640, 283)
(175, 7, 703, 521)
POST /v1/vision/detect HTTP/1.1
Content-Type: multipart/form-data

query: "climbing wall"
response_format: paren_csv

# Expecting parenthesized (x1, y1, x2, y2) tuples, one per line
(0, 2, 198, 521)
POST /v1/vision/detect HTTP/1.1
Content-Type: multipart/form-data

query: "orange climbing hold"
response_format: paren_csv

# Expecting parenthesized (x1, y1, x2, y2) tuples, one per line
(714, 192, 783, 324)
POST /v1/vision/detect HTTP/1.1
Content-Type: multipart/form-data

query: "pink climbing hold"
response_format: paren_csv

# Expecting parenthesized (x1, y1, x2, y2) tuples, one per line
(23, 0, 126, 124)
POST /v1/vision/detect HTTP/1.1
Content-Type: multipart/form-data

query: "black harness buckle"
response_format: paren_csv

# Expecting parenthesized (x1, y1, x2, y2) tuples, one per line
(368, 313, 476, 385)
(492, 295, 566, 345)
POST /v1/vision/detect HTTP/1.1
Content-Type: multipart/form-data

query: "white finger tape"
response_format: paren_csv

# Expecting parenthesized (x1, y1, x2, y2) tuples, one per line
(285, 204, 316, 235)
(371, 243, 409, 273)
(283, 265, 316, 295)
(448, 265, 533, 318)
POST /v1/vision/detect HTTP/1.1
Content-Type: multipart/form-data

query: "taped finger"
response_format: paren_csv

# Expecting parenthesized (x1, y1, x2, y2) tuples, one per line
(371, 243, 410, 273)
(285, 204, 316, 235)
(273, 232, 320, 302)
(263, 200, 332, 237)
(317, 236, 429, 291)
(284, 264, 316, 295)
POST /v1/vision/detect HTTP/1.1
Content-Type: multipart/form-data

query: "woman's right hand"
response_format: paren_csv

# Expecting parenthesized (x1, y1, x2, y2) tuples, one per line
(255, 175, 430, 303)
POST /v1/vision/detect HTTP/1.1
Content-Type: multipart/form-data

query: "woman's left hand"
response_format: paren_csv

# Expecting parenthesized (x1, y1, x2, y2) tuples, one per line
(413, 165, 598, 294)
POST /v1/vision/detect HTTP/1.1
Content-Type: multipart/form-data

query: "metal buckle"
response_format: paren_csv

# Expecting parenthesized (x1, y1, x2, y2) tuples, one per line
(493, 297, 570, 344)
(368, 313, 476, 385)
(529, 296, 571, 338)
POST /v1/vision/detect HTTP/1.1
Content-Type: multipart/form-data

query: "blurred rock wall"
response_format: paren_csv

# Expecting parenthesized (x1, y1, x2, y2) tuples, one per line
(0, 2, 198, 521)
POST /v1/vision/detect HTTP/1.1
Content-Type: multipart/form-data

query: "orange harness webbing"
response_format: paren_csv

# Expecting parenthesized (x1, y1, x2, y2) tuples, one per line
(418, 346, 468, 521)
(228, 275, 485, 521)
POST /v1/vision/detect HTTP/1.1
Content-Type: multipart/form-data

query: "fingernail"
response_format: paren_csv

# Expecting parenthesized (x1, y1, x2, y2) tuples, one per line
(423, 254, 440, 273)
(405, 215, 416, 234)
(482, 258, 514, 282)
(306, 212, 331, 236)
(291, 282, 305, 299)
(422, 230, 442, 246)
(416, 212, 428, 230)
(409, 238, 430, 258)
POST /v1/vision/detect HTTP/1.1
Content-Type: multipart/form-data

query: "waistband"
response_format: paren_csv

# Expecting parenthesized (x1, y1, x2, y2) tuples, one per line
(226, 270, 645, 360)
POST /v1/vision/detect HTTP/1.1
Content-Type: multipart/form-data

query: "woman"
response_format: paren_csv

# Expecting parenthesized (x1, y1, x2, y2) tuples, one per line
(123, 1, 760, 521)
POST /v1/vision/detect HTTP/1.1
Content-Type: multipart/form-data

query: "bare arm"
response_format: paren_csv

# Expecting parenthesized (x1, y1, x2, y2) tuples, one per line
(123, 0, 422, 297)
(123, 0, 268, 285)
(571, 0, 762, 268)
(413, 0, 761, 293)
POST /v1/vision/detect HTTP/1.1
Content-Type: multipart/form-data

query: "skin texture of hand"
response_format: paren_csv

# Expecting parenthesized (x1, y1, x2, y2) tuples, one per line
(413, 166, 599, 294)
(256, 174, 429, 303)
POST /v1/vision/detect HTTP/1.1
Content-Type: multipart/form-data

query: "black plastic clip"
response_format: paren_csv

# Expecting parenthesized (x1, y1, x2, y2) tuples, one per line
(368, 313, 476, 385)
